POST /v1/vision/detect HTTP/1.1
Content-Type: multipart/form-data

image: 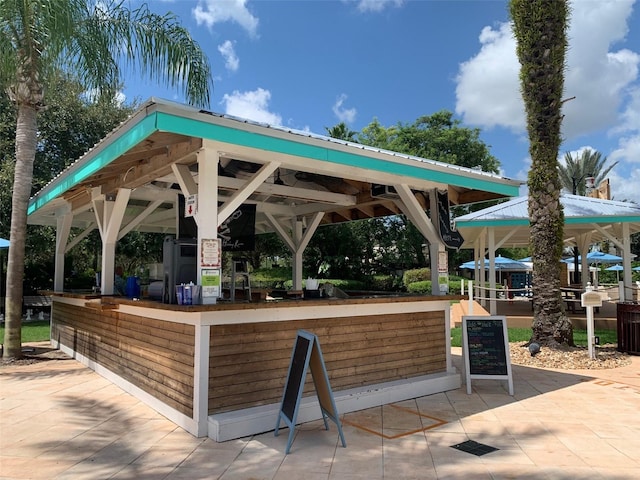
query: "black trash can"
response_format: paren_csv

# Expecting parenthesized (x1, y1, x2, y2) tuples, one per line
(617, 302, 640, 355)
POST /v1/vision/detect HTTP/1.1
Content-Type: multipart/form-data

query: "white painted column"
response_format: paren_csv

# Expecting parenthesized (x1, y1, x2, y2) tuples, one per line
(478, 228, 486, 308)
(488, 228, 497, 315)
(292, 218, 304, 290)
(197, 147, 219, 304)
(193, 323, 210, 436)
(98, 188, 131, 295)
(54, 207, 72, 292)
(622, 223, 632, 301)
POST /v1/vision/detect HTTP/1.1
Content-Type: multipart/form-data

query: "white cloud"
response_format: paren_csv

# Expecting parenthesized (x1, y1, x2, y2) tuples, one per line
(193, 0, 258, 38)
(220, 88, 282, 125)
(83, 88, 126, 106)
(455, 0, 639, 143)
(610, 134, 640, 165)
(218, 40, 239, 72)
(602, 167, 640, 203)
(352, 0, 404, 13)
(332, 94, 357, 124)
(455, 22, 523, 132)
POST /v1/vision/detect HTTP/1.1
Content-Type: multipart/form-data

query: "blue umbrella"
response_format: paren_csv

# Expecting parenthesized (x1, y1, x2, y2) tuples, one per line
(633, 266, 640, 271)
(0, 238, 9, 249)
(605, 264, 624, 281)
(460, 256, 531, 271)
(605, 264, 624, 271)
(566, 251, 623, 264)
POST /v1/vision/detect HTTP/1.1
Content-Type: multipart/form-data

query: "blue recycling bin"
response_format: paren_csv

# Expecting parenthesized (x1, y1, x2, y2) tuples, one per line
(125, 276, 140, 299)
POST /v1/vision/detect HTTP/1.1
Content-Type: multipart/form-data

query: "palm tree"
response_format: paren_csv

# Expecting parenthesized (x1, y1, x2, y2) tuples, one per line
(325, 122, 358, 142)
(510, 0, 574, 346)
(559, 149, 618, 196)
(0, 0, 212, 359)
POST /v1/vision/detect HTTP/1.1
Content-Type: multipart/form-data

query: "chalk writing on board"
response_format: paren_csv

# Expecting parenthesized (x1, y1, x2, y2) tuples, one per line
(465, 319, 508, 376)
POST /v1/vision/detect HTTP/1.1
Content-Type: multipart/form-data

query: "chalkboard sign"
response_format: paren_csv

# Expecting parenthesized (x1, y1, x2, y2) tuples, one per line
(275, 330, 346, 454)
(281, 334, 311, 422)
(462, 316, 513, 395)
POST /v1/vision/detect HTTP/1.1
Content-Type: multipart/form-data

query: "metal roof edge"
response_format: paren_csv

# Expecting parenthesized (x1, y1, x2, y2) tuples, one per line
(152, 108, 521, 196)
(27, 110, 159, 215)
(28, 97, 523, 215)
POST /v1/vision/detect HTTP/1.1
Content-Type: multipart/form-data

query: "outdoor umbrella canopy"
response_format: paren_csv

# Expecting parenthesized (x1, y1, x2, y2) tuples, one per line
(633, 266, 640, 271)
(605, 264, 624, 281)
(566, 251, 623, 264)
(0, 238, 9, 248)
(605, 264, 624, 271)
(459, 255, 531, 271)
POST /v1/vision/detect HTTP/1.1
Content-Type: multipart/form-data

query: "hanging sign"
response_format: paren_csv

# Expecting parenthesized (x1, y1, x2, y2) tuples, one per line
(435, 190, 464, 250)
(218, 204, 256, 251)
(185, 194, 197, 218)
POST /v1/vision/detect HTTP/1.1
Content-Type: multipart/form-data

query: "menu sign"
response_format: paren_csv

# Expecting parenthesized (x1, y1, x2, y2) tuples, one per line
(435, 190, 464, 250)
(466, 318, 508, 375)
(462, 316, 514, 395)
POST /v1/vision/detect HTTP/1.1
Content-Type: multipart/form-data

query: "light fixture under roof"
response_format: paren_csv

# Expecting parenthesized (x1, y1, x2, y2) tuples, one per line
(274, 169, 285, 185)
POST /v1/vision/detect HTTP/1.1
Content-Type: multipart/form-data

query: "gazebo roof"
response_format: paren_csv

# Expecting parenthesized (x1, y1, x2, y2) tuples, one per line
(454, 193, 640, 248)
(27, 97, 521, 235)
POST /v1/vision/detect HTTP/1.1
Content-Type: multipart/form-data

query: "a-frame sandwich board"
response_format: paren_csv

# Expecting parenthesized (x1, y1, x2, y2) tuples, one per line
(275, 329, 346, 454)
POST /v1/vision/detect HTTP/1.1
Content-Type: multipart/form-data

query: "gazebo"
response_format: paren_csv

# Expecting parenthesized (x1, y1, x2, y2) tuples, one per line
(27, 97, 521, 297)
(454, 193, 640, 313)
(24, 98, 523, 440)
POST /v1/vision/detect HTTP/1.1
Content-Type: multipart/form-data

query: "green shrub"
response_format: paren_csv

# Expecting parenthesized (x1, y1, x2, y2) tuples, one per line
(368, 274, 395, 291)
(403, 268, 430, 287)
(407, 280, 431, 293)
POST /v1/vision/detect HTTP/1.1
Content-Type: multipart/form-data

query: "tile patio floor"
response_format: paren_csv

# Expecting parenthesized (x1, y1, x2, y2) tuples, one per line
(1, 342, 639, 480)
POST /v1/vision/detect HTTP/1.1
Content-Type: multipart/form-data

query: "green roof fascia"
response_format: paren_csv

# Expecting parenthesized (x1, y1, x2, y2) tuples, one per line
(156, 112, 520, 197)
(28, 115, 158, 215)
(456, 215, 640, 229)
(565, 215, 640, 224)
(455, 218, 531, 228)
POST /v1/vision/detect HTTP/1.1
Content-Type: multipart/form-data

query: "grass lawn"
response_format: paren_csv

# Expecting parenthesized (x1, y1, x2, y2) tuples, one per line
(450, 327, 617, 348)
(2, 321, 618, 350)
(0, 320, 51, 344)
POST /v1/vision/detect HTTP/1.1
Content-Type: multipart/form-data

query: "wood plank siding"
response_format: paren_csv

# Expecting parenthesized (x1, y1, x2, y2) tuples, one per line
(208, 310, 446, 414)
(51, 301, 196, 417)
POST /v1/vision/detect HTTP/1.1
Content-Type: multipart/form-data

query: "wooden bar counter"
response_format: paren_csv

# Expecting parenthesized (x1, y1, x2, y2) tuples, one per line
(49, 292, 461, 441)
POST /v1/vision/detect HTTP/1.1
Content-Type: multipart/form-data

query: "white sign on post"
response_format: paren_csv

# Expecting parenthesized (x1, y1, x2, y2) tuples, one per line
(581, 288, 603, 360)
(185, 194, 197, 218)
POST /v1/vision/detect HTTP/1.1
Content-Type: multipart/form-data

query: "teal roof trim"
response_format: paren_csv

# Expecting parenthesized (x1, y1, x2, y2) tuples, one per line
(28, 115, 158, 215)
(456, 215, 640, 229)
(455, 218, 531, 228)
(156, 112, 519, 197)
(566, 215, 640, 224)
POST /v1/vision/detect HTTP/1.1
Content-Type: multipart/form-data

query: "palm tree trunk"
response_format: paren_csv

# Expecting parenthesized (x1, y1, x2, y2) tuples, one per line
(3, 103, 38, 359)
(510, 0, 573, 346)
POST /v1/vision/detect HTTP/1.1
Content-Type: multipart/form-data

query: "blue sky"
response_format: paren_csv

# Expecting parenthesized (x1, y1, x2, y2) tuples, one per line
(122, 0, 640, 203)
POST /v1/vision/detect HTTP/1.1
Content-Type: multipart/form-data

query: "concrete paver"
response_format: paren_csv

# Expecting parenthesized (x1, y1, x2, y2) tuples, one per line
(1, 340, 639, 479)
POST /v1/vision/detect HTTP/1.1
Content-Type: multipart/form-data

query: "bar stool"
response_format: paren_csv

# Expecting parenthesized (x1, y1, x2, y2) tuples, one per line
(230, 258, 251, 302)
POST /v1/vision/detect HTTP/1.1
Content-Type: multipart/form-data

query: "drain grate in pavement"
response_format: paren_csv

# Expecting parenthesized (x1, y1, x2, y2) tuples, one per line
(450, 439, 499, 456)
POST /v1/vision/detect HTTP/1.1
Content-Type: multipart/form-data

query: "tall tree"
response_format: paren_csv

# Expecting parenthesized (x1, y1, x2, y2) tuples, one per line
(511, 0, 573, 346)
(559, 149, 618, 196)
(325, 122, 357, 142)
(359, 111, 500, 173)
(1, 0, 212, 359)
